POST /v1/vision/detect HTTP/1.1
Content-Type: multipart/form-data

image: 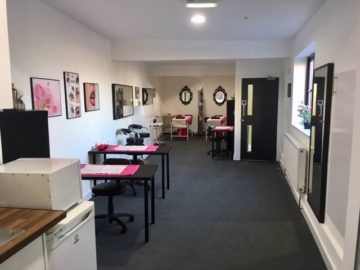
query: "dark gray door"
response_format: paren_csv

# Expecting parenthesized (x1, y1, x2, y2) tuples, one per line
(241, 78, 279, 161)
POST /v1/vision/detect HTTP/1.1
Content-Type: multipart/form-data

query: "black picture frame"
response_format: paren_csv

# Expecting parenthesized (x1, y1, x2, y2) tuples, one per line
(83, 83, 100, 112)
(63, 71, 81, 119)
(142, 88, 155, 105)
(112, 84, 134, 119)
(287, 83, 292, 98)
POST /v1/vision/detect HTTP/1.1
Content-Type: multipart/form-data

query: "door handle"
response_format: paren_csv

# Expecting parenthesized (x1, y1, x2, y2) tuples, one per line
(317, 100, 324, 117)
(241, 100, 247, 120)
(308, 148, 314, 193)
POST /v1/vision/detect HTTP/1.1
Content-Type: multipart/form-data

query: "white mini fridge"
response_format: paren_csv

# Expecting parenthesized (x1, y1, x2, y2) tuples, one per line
(46, 201, 97, 270)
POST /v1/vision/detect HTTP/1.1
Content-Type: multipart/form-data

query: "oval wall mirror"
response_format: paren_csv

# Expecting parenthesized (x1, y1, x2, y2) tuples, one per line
(179, 85, 193, 105)
(213, 86, 227, 106)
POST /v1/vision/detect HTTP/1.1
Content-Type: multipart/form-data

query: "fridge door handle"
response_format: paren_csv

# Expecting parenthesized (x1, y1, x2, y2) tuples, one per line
(57, 208, 94, 241)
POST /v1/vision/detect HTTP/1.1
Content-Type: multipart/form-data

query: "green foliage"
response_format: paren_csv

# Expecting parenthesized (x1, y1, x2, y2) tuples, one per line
(298, 103, 311, 123)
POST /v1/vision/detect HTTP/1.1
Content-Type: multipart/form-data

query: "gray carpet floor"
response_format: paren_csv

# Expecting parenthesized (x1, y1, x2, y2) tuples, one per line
(93, 136, 326, 270)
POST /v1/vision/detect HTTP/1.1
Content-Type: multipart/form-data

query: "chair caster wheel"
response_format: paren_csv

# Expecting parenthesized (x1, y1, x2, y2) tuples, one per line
(129, 216, 135, 222)
(121, 227, 127, 234)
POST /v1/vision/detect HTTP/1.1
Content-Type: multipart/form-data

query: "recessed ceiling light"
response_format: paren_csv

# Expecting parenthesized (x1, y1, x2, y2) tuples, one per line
(191, 14, 206, 24)
(186, 0, 217, 8)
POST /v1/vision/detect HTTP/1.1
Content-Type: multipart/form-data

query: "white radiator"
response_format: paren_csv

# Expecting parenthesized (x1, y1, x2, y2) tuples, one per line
(280, 133, 307, 193)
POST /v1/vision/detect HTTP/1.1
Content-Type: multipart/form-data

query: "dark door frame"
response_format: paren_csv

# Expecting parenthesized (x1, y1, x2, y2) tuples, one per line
(240, 77, 279, 161)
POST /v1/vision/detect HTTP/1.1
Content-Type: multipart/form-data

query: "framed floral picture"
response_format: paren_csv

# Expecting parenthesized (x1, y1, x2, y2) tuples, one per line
(63, 71, 81, 119)
(83, 82, 100, 112)
(30, 77, 62, 117)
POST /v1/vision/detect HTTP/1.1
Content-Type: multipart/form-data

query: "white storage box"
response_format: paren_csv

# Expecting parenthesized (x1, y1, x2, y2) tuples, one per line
(0, 158, 82, 210)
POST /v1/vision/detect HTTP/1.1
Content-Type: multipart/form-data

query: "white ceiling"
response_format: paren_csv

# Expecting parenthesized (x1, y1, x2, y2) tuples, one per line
(41, 0, 325, 42)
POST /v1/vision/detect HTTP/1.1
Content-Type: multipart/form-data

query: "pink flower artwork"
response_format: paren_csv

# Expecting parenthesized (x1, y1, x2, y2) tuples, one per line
(31, 78, 62, 117)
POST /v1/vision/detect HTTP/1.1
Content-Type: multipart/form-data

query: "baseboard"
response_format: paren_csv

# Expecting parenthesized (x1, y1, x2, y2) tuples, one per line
(301, 203, 340, 270)
(280, 159, 301, 203)
(280, 161, 340, 270)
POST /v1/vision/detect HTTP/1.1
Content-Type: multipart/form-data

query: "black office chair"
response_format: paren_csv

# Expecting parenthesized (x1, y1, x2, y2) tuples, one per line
(117, 126, 149, 164)
(128, 124, 150, 142)
(92, 158, 135, 234)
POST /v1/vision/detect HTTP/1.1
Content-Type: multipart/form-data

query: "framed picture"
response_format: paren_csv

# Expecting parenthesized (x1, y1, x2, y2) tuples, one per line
(112, 84, 134, 119)
(30, 77, 62, 117)
(287, 83, 292, 98)
(63, 71, 81, 119)
(135, 86, 140, 99)
(83, 83, 100, 112)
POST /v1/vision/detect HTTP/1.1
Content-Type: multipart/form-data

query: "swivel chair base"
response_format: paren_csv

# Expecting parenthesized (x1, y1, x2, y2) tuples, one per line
(95, 213, 134, 234)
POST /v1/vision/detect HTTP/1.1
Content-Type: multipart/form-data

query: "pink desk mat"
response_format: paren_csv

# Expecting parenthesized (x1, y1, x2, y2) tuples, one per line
(213, 126, 234, 132)
(80, 164, 140, 177)
(106, 145, 159, 152)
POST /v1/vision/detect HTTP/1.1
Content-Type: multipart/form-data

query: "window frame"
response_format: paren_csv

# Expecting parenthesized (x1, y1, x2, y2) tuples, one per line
(304, 54, 315, 106)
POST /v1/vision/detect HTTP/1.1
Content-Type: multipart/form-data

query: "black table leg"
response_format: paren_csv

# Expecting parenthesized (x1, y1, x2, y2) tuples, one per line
(212, 137, 215, 159)
(161, 155, 165, 199)
(144, 179, 149, 242)
(166, 153, 170, 189)
(151, 176, 155, 224)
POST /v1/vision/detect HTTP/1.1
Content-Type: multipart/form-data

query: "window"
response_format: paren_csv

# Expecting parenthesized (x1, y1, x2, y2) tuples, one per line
(291, 43, 315, 136)
(304, 54, 315, 106)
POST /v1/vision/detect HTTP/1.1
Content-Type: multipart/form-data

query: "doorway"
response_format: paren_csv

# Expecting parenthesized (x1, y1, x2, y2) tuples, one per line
(241, 78, 279, 161)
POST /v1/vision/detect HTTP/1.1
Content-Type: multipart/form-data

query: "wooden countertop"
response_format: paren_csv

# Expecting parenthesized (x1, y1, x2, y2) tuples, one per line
(0, 208, 66, 264)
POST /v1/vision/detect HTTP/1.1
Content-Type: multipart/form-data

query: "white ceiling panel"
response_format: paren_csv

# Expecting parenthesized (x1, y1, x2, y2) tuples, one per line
(41, 0, 325, 41)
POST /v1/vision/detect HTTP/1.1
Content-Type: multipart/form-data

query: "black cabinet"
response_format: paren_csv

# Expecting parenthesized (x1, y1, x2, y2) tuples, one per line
(0, 110, 50, 164)
(226, 100, 235, 152)
(226, 100, 234, 125)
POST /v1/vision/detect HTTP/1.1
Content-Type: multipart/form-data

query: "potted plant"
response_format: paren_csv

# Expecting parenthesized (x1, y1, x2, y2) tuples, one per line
(298, 103, 311, 129)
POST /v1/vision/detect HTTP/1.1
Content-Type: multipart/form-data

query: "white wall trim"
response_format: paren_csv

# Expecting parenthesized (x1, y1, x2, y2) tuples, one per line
(301, 201, 342, 270)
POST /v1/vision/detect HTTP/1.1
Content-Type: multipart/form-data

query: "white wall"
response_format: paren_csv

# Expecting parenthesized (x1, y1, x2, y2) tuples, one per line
(6, 0, 157, 198)
(160, 75, 235, 132)
(285, 0, 360, 269)
(112, 40, 291, 61)
(234, 58, 287, 161)
(148, 62, 235, 77)
(0, 0, 12, 108)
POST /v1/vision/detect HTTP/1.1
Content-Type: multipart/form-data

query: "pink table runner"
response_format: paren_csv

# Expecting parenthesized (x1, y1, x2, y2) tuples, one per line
(213, 126, 234, 132)
(106, 145, 159, 152)
(80, 164, 140, 177)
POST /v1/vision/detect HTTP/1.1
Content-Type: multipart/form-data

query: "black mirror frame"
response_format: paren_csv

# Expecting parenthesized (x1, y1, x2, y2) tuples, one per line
(179, 85, 193, 105)
(213, 86, 227, 106)
(307, 62, 334, 223)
